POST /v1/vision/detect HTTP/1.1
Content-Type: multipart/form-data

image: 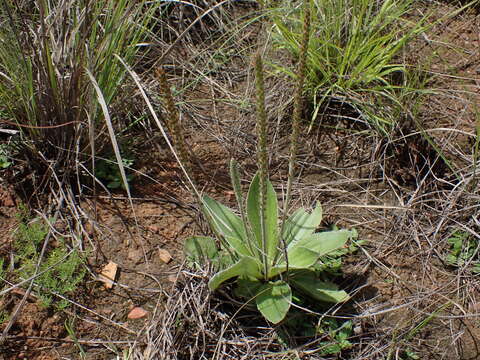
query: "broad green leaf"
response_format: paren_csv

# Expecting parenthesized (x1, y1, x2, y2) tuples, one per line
(290, 271, 349, 303)
(184, 236, 218, 264)
(288, 229, 355, 257)
(283, 246, 320, 268)
(208, 256, 261, 291)
(270, 246, 323, 277)
(282, 208, 308, 244)
(202, 195, 251, 257)
(256, 281, 292, 324)
(234, 278, 263, 300)
(247, 173, 279, 263)
(229, 159, 255, 252)
(246, 174, 261, 248)
(269, 264, 288, 278)
(282, 202, 322, 248)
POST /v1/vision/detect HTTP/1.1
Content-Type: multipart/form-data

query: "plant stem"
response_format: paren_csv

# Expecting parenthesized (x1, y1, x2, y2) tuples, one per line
(281, 0, 311, 233)
(254, 53, 269, 280)
(156, 67, 194, 189)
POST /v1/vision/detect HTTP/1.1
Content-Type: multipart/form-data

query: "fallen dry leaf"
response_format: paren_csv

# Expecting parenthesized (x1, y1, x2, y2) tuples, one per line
(158, 248, 172, 264)
(127, 307, 148, 320)
(98, 261, 118, 289)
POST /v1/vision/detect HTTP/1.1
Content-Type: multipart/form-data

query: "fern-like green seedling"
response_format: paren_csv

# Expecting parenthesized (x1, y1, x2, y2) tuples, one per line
(14, 218, 86, 310)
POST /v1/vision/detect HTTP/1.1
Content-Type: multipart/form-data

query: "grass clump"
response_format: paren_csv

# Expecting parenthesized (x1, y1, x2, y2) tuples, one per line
(0, 0, 159, 194)
(270, 0, 429, 135)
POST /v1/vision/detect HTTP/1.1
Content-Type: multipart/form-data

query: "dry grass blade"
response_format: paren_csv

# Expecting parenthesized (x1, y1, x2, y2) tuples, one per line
(156, 0, 234, 64)
(85, 69, 140, 238)
(86, 70, 132, 202)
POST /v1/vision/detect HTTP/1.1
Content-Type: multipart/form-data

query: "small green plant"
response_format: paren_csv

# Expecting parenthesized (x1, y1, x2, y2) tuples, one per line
(446, 230, 480, 273)
(0, 257, 10, 326)
(0, 144, 12, 169)
(13, 216, 86, 310)
(401, 350, 420, 360)
(65, 317, 86, 358)
(0, 309, 9, 325)
(317, 318, 353, 355)
(276, 309, 352, 354)
(0, 258, 5, 280)
(95, 156, 134, 190)
(186, 173, 357, 323)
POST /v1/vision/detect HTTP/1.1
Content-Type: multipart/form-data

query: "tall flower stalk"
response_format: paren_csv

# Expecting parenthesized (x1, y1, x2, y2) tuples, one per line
(156, 67, 194, 189)
(281, 0, 311, 232)
(254, 54, 269, 280)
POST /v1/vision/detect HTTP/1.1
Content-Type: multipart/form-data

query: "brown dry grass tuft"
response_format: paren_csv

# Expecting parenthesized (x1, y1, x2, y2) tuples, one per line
(130, 267, 285, 360)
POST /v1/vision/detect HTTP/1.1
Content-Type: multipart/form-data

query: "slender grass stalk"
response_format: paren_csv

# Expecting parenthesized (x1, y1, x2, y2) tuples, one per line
(254, 53, 269, 280)
(86, 69, 133, 204)
(281, 0, 311, 232)
(156, 67, 193, 182)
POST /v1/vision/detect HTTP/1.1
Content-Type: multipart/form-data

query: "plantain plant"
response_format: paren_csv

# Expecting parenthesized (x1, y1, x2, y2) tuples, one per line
(184, 0, 357, 324)
(186, 163, 357, 324)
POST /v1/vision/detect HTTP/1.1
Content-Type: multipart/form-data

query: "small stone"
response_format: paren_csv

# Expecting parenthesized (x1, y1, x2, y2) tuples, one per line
(354, 324, 363, 335)
(127, 307, 148, 320)
(98, 261, 118, 289)
(128, 247, 143, 262)
(158, 248, 172, 264)
(2, 193, 15, 207)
